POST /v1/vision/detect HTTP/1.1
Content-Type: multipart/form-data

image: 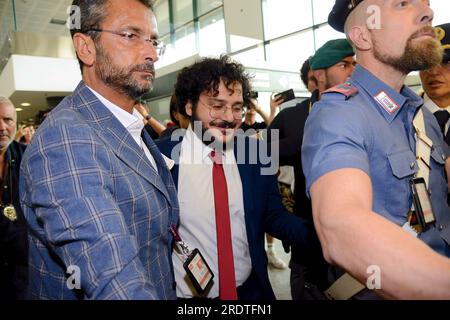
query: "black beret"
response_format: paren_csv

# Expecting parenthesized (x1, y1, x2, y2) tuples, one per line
(328, 0, 364, 33)
(435, 23, 450, 63)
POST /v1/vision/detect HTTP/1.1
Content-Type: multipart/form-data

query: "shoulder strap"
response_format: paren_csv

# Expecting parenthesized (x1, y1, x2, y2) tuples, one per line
(412, 108, 433, 187)
(322, 83, 359, 100)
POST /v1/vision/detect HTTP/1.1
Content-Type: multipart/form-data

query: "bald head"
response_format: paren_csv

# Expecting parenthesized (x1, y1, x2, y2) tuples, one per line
(344, 0, 380, 33)
(0, 96, 17, 152)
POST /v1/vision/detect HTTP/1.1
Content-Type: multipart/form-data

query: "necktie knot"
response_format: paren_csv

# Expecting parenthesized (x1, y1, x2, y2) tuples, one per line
(209, 151, 223, 164)
(434, 110, 450, 136)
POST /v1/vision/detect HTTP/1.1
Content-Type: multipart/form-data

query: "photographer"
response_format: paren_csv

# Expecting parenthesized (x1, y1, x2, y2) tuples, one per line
(240, 93, 283, 133)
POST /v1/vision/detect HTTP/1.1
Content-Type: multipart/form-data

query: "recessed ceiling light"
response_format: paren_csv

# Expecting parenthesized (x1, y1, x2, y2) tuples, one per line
(16, 108, 23, 112)
(21, 102, 31, 107)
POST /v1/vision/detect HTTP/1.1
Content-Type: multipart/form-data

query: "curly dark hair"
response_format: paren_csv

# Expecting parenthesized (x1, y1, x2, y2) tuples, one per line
(69, 0, 154, 73)
(175, 55, 253, 118)
(169, 93, 180, 126)
(300, 56, 312, 87)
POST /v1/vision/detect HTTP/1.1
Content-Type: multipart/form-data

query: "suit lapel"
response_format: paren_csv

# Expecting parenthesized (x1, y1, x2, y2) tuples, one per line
(72, 82, 173, 205)
(156, 136, 181, 188)
(234, 140, 255, 242)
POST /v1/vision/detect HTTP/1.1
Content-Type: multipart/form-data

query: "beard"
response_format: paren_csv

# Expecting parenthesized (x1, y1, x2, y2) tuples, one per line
(191, 112, 238, 151)
(95, 43, 155, 100)
(373, 27, 443, 74)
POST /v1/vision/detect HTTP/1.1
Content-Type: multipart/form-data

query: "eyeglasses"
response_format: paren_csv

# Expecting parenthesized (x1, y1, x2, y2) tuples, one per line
(84, 28, 166, 56)
(198, 99, 245, 120)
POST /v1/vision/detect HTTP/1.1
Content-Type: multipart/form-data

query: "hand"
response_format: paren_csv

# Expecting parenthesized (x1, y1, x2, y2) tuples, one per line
(270, 94, 284, 113)
(134, 103, 150, 122)
(249, 98, 261, 112)
(15, 124, 26, 141)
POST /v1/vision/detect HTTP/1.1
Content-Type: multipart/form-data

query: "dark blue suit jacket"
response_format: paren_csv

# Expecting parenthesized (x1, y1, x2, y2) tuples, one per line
(156, 133, 314, 300)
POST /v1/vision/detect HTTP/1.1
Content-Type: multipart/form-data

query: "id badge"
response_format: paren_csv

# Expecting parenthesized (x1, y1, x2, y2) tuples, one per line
(410, 178, 436, 230)
(183, 248, 214, 294)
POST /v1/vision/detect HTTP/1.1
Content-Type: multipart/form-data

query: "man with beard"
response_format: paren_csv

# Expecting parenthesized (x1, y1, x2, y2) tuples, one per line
(302, 0, 450, 299)
(420, 23, 450, 145)
(268, 38, 355, 300)
(19, 0, 179, 300)
(156, 56, 313, 300)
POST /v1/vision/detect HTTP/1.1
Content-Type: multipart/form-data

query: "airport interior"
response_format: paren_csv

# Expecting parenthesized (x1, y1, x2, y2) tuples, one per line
(1, 0, 450, 302)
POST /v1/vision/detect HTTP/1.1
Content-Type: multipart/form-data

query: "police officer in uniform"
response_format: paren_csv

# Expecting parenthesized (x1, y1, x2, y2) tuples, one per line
(302, 0, 450, 299)
(0, 97, 28, 300)
(268, 39, 355, 300)
(420, 23, 450, 145)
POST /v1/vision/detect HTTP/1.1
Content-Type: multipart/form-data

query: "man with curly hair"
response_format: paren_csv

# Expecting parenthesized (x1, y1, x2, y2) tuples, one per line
(156, 55, 313, 300)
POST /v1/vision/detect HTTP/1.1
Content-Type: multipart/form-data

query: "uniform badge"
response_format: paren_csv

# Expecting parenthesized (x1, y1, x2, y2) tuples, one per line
(3, 205, 17, 222)
(375, 91, 400, 114)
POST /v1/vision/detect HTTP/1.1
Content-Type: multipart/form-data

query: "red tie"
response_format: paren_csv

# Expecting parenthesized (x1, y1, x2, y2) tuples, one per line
(210, 151, 238, 300)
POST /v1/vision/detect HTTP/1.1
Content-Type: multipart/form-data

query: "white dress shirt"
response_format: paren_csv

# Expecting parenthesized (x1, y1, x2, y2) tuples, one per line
(87, 86, 158, 171)
(174, 125, 252, 298)
(423, 93, 450, 135)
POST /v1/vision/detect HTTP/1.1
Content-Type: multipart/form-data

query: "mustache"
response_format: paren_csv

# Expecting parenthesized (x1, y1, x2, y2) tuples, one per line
(131, 63, 155, 75)
(410, 26, 436, 40)
(209, 120, 237, 129)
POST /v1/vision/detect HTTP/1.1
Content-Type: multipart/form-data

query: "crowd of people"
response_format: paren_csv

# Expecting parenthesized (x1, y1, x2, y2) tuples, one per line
(1, 0, 450, 300)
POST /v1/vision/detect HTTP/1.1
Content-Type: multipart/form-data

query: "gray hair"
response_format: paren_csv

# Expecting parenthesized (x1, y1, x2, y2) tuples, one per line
(69, 0, 155, 72)
(0, 96, 13, 106)
(0, 96, 17, 122)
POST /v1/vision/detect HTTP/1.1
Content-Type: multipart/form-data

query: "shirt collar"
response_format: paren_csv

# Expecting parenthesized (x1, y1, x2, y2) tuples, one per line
(352, 65, 422, 123)
(184, 125, 235, 164)
(87, 86, 144, 132)
(423, 93, 450, 113)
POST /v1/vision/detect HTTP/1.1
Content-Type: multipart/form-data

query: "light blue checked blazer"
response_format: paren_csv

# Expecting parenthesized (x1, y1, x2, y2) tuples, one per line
(19, 81, 179, 300)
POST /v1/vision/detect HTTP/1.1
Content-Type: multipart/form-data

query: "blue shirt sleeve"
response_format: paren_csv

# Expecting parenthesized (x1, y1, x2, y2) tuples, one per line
(301, 95, 372, 196)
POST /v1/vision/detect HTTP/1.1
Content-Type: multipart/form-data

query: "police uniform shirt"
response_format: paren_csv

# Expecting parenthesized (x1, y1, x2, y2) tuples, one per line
(302, 65, 450, 258)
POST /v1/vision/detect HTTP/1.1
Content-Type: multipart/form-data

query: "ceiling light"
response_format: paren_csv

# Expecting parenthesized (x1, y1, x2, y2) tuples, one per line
(50, 18, 67, 26)
(16, 108, 23, 112)
(21, 102, 31, 107)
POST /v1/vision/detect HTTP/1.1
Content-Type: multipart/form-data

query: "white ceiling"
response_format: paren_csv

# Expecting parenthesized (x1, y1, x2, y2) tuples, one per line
(0, 0, 73, 122)
(0, 0, 73, 45)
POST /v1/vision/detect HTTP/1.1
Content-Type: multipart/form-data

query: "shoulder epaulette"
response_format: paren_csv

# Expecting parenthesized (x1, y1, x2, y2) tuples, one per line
(322, 83, 359, 100)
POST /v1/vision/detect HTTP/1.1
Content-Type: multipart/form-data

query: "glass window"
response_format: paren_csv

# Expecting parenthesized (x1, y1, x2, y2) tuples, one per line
(313, 24, 346, 50)
(156, 23, 197, 68)
(199, 9, 227, 56)
(155, 34, 174, 68)
(266, 30, 315, 71)
(231, 46, 265, 67)
(262, 0, 313, 40)
(312, 0, 335, 25)
(174, 22, 197, 58)
(154, 0, 171, 36)
(197, 0, 223, 17)
(173, 0, 194, 29)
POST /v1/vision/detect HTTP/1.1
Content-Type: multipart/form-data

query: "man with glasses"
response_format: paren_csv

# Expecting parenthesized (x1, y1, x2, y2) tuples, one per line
(20, 0, 179, 300)
(156, 56, 313, 300)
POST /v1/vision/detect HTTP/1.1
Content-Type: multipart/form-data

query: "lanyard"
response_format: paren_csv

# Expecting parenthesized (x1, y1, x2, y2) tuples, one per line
(169, 224, 191, 260)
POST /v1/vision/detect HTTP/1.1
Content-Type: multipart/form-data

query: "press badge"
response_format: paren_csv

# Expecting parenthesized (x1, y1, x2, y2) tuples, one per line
(410, 178, 436, 232)
(169, 225, 214, 294)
